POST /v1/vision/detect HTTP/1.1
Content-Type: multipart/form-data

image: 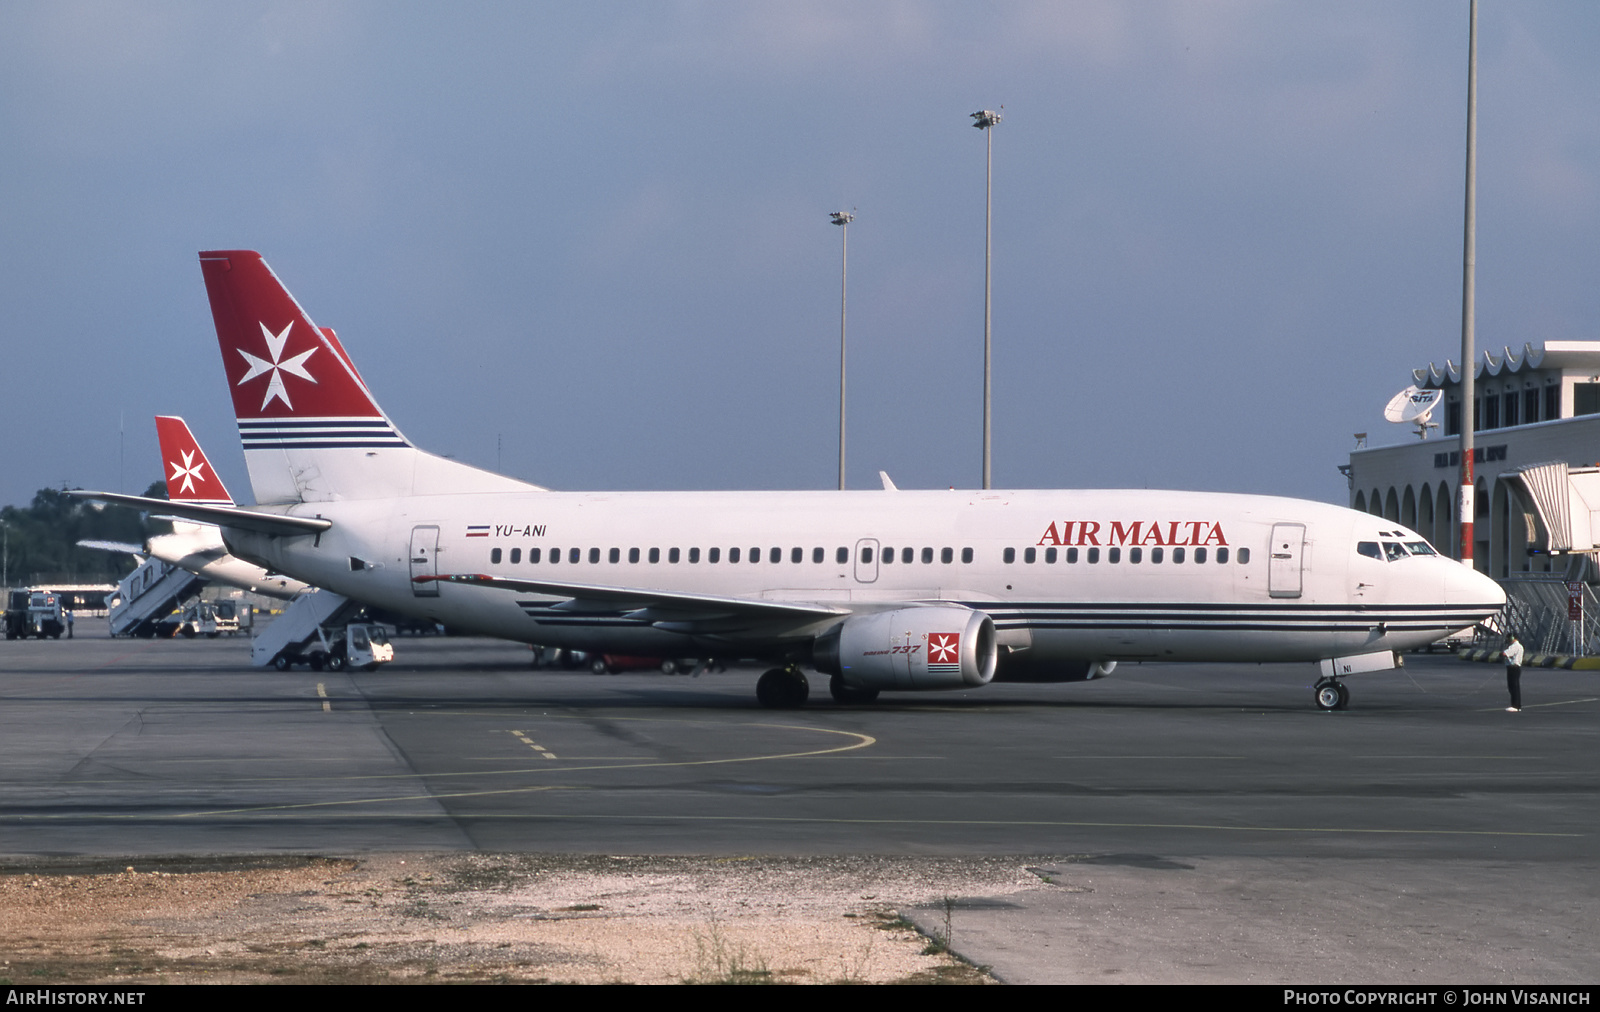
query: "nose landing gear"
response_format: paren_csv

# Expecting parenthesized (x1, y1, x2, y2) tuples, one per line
(1314, 677, 1350, 711)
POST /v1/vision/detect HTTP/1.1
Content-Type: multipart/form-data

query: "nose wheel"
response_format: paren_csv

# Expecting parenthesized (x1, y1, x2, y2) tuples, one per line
(1314, 677, 1349, 711)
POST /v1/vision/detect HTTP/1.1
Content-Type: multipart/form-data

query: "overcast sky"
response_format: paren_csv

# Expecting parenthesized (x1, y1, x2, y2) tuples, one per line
(3, 1, 1598, 509)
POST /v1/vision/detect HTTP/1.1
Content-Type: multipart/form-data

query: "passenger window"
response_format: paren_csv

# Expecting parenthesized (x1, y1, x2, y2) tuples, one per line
(649, 547, 660, 564)
(1130, 547, 1142, 563)
(510, 548, 521, 564)
(1173, 547, 1185, 564)
(669, 547, 680, 563)
(902, 547, 913, 564)
(689, 547, 700, 563)
(608, 547, 620, 563)
(962, 547, 974, 564)
(1066, 547, 1078, 563)
(883, 547, 895, 565)
(567, 547, 579, 564)
(1088, 547, 1100, 564)
(730, 547, 741, 563)
(1045, 547, 1057, 564)
(791, 547, 802, 563)
(589, 547, 600, 564)
(941, 547, 953, 564)
(750, 547, 761, 563)
(1195, 547, 1207, 564)
(550, 547, 561, 564)
(491, 548, 502, 564)
(771, 547, 781, 564)
(1003, 547, 1016, 564)
(1024, 547, 1036, 564)
(837, 547, 849, 564)
(530, 547, 542, 564)
(709, 547, 721, 563)
(629, 547, 640, 563)
(861, 546, 874, 564)
(814, 547, 825, 563)
(1108, 547, 1121, 563)
(1238, 547, 1250, 564)
(1358, 542, 1382, 560)
(921, 547, 933, 564)
(1152, 547, 1163, 563)
(1216, 547, 1229, 564)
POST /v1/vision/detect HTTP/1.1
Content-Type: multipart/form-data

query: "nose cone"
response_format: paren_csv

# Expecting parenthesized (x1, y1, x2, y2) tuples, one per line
(1445, 559, 1506, 611)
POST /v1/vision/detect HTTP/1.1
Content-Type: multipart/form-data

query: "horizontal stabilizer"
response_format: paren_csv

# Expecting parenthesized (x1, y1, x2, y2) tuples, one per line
(67, 491, 331, 537)
(417, 573, 847, 622)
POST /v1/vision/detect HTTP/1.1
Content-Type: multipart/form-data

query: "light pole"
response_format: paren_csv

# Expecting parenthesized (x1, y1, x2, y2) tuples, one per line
(830, 210, 854, 491)
(1458, 0, 1478, 566)
(972, 108, 1002, 489)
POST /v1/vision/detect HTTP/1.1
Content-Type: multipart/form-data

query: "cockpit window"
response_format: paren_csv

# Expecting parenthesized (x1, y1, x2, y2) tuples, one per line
(1405, 541, 1437, 556)
(1357, 541, 1382, 560)
(1382, 542, 1408, 561)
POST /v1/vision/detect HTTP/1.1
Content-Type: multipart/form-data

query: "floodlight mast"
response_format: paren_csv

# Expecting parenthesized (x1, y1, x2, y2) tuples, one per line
(830, 210, 854, 491)
(972, 108, 1002, 489)
(1458, 0, 1478, 566)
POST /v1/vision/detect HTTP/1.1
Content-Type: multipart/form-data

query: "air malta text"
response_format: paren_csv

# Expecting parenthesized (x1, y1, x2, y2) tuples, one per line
(1037, 521, 1228, 548)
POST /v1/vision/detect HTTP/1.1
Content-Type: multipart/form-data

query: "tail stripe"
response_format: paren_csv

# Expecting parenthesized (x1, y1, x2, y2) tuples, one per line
(238, 417, 410, 450)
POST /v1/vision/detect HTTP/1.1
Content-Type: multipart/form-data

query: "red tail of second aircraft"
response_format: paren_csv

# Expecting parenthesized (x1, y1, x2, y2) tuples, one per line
(155, 415, 234, 505)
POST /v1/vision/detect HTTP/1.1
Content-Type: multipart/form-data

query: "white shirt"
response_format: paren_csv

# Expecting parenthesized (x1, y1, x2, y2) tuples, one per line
(1504, 640, 1525, 666)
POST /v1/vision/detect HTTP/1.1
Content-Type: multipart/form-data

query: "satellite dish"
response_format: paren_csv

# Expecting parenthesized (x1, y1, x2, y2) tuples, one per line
(1383, 385, 1443, 439)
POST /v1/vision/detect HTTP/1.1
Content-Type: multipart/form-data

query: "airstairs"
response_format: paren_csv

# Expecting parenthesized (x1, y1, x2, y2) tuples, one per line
(250, 588, 360, 668)
(108, 556, 206, 638)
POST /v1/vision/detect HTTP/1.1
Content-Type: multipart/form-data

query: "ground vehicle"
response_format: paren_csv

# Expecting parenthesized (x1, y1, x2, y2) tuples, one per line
(270, 621, 394, 672)
(589, 654, 699, 675)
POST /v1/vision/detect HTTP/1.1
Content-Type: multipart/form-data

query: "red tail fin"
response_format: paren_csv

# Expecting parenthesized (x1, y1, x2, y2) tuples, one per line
(154, 416, 234, 505)
(199, 251, 388, 421)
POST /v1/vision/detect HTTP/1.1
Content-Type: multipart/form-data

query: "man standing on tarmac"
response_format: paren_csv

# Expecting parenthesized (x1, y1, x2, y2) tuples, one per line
(1504, 633, 1524, 712)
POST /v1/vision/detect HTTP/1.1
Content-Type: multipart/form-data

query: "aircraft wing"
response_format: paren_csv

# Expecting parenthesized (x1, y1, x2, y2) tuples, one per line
(77, 539, 146, 559)
(67, 491, 331, 537)
(418, 573, 848, 626)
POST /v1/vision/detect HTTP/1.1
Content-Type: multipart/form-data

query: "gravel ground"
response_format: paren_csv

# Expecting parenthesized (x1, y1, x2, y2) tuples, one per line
(0, 854, 1048, 984)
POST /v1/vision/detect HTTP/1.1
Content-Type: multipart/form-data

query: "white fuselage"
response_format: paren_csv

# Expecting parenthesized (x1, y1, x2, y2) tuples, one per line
(150, 523, 307, 600)
(224, 487, 1502, 667)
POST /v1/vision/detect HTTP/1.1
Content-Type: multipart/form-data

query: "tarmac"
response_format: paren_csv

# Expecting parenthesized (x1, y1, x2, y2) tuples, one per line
(1, 629, 1595, 983)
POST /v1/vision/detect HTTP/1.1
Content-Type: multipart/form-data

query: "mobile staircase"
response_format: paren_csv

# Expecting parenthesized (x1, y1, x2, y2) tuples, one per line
(108, 556, 206, 638)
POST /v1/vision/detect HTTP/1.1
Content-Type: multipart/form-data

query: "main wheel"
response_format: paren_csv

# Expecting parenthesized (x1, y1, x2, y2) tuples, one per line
(829, 675, 880, 704)
(1335, 681, 1350, 710)
(756, 668, 810, 709)
(1315, 679, 1342, 711)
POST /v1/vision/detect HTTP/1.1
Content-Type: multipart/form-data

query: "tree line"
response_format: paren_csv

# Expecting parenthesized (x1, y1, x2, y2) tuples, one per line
(2, 484, 169, 587)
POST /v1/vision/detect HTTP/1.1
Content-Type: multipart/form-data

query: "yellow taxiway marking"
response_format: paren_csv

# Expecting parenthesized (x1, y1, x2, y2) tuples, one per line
(316, 683, 330, 713)
(509, 729, 557, 759)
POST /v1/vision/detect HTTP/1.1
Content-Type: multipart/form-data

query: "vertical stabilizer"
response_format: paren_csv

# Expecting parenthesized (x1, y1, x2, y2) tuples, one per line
(155, 416, 234, 505)
(198, 250, 541, 503)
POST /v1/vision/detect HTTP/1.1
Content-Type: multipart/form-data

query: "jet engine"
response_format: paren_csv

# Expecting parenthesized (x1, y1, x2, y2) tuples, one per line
(813, 606, 997, 691)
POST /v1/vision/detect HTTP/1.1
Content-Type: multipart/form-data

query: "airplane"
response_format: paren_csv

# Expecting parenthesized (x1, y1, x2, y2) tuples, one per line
(77, 250, 1506, 711)
(79, 416, 308, 599)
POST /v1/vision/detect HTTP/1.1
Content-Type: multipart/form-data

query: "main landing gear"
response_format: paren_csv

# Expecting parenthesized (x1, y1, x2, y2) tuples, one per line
(1314, 677, 1350, 712)
(756, 667, 810, 709)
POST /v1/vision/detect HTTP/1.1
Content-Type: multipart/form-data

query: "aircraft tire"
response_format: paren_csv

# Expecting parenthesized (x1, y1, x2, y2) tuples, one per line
(1314, 679, 1342, 711)
(829, 675, 879, 704)
(1335, 682, 1350, 710)
(757, 668, 809, 709)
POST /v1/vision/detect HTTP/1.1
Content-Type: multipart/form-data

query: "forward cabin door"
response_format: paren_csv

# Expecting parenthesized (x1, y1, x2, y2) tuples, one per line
(1268, 523, 1306, 599)
(410, 525, 440, 597)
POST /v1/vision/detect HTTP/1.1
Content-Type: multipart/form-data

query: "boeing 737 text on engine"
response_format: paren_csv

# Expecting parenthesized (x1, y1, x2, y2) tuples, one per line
(79, 251, 1506, 710)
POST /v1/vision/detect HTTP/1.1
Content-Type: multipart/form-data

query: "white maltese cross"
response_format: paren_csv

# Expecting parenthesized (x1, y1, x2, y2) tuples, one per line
(168, 449, 206, 495)
(237, 321, 317, 410)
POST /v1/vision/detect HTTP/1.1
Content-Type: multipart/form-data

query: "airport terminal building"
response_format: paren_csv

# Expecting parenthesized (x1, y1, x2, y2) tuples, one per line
(1346, 341, 1600, 586)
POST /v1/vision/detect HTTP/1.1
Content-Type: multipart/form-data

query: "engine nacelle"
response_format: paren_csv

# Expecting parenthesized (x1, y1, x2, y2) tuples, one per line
(814, 606, 997, 691)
